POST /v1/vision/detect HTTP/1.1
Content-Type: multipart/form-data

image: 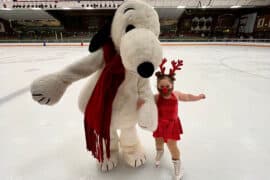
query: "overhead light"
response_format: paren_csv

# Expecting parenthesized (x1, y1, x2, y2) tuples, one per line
(177, 5, 185, 9)
(231, 5, 241, 8)
(62, 7, 71, 9)
(85, 7, 93, 9)
(201, 6, 208, 8)
(1, 8, 12, 10)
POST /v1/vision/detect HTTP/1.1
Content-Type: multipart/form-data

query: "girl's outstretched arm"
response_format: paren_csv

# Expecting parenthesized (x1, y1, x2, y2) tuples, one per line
(174, 91, 206, 102)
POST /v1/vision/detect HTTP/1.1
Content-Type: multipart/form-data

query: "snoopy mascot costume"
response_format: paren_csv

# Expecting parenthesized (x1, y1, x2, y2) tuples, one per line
(31, 0, 162, 172)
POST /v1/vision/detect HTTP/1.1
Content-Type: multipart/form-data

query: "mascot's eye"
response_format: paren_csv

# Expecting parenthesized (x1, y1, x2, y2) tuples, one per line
(125, 24, 136, 33)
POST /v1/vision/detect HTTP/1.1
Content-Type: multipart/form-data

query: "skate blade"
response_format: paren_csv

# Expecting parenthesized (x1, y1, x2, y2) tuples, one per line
(155, 161, 160, 168)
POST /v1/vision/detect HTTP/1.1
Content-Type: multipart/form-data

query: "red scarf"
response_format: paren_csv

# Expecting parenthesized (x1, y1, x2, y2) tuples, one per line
(84, 39, 125, 162)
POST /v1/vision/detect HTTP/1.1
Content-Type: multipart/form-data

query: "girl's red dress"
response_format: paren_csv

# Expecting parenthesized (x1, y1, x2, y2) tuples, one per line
(153, 93, 183, 142)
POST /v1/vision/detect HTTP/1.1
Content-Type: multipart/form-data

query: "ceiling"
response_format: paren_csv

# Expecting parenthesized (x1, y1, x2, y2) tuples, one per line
(1, 0, 270, 8)
(0, 9, 56, 21)
(147, 0, 270, 7)
(0, 0, 269, 21)
(0, 6, 185, 21)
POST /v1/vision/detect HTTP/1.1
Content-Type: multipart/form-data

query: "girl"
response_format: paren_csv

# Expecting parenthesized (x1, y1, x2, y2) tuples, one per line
(153, 58, 206, 180)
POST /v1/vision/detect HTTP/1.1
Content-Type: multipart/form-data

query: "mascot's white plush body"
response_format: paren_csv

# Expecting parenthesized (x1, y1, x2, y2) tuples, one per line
(31, 0, 162, 171)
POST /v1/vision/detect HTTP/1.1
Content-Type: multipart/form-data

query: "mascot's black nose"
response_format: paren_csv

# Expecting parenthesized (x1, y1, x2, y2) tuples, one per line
(137, 61, 154, 78)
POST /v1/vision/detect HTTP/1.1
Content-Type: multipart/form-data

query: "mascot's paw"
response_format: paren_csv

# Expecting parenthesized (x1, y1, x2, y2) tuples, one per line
(31, 74, 68, 105)
(138, 102, 158, 131)
(100, 152, 118, 172)
(123, 151, 146, 168)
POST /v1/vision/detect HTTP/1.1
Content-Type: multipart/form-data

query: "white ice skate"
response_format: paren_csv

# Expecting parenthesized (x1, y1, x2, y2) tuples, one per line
(172, 159, 184, 180)
(155, 150, 164, 167)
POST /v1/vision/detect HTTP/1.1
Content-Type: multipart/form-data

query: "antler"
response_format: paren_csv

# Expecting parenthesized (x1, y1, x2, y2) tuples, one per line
(169, 59, 183, 75)
(159, 58, 167, 74)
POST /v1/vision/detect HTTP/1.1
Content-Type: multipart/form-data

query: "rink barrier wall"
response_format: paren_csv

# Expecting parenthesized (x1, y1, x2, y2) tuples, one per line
(0, 42, 270, 47)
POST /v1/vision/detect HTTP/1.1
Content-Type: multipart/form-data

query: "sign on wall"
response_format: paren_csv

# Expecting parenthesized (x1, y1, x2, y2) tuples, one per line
(0, 22, 5, 32)
(255, 15, 270, 32)
(238, 13, 257, 33)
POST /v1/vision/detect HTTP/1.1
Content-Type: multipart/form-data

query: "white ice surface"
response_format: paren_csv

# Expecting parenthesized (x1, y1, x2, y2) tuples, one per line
(0, 44, 270, 180)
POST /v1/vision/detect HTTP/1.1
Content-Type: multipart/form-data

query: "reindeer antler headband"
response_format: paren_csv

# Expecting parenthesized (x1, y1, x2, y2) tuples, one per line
(156, 58, 183, 80)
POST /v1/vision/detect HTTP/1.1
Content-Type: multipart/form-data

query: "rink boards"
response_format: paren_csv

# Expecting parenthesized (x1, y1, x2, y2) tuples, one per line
(0, 42, 270, 47)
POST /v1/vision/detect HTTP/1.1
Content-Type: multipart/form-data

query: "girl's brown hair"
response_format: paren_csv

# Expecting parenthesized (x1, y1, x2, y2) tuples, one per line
(155, 72, 175, 83)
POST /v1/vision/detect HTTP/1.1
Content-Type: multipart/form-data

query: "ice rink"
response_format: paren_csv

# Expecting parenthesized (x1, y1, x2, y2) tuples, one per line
(1, 43, 270, 180)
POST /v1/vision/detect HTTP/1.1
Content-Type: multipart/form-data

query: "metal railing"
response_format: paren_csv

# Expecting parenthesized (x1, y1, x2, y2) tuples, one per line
(0, 38, 270, 43)
(159, 38, 270, 43)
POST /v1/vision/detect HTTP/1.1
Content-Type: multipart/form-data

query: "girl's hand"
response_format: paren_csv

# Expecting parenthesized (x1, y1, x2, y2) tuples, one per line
(199, 94, 206, 99)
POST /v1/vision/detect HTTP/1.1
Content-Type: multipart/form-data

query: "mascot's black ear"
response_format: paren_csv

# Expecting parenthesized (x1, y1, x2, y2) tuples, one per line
(89, 19, 112, 52)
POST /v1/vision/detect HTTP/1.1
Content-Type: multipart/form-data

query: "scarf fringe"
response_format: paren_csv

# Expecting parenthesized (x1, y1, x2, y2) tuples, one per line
(85, 126, 111, 162)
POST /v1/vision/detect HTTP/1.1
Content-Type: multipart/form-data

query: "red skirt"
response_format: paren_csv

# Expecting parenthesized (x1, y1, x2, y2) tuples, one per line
(153, 117, 183, 142)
